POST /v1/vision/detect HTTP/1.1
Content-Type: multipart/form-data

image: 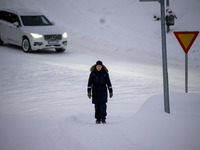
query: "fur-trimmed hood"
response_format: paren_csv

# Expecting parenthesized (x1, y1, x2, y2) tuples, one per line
(90, 64, 108, 73)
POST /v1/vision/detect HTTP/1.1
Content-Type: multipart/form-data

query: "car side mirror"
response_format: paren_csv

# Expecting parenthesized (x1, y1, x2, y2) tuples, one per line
(13, 22, 19, 27)
(51, 21, 55, 25)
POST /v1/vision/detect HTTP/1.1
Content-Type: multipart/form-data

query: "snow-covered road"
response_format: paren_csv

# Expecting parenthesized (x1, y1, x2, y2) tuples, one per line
(0, 43, 160, 117)
(0, 37, 199, 118)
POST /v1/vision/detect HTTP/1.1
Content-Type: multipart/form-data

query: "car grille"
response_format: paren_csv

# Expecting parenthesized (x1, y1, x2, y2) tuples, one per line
(44, 34, 62, 41)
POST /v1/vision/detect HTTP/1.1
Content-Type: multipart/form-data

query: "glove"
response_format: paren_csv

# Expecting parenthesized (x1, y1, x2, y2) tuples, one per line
(109, 92, 113, 98)
(88, 92, 91, 99)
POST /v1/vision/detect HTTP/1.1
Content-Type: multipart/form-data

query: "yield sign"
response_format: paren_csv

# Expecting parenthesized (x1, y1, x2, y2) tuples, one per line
(174, 31, 199, 54)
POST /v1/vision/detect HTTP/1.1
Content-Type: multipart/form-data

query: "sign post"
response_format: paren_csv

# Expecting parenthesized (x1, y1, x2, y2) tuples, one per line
(139, 0, 170, 113)
(174, 31, 199, 93)
(185, 53, 188, 93)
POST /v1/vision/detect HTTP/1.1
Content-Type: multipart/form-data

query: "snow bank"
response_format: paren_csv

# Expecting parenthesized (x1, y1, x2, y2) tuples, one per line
(131, 93, 200, 150)
(53, 93, 200, 150)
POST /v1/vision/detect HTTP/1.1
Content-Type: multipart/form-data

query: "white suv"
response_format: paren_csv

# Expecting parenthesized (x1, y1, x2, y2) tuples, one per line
(0, 8, 67, 52)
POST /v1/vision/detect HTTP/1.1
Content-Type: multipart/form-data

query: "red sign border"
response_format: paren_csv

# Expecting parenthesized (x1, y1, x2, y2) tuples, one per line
(174, 31, 199, 54)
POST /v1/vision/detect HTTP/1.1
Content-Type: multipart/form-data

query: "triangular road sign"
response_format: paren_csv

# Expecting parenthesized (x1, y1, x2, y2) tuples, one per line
(174, 31, 199, 54)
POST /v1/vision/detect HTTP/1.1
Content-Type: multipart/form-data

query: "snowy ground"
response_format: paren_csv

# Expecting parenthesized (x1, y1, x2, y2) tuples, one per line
(0, 0, 200, 150)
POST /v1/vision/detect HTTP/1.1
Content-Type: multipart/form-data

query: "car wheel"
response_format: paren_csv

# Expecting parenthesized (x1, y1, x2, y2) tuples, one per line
(56, 48, 65, 52)
(0, 36, 4, 45)
(22, 38, 32, 53)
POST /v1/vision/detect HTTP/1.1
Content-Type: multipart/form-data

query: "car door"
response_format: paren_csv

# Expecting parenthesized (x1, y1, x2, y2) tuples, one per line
(6, 12, 23, 46)
(0, 11, 10, 41)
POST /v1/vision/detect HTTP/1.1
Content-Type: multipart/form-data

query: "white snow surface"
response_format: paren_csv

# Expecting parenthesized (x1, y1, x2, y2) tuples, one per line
(0, 0, 200, 150)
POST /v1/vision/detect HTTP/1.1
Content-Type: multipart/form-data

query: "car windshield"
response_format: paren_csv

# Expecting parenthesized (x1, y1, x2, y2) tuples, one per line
(21, 15, 52, 26)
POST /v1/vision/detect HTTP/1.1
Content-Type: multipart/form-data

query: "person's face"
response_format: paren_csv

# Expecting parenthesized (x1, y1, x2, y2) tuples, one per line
(96, 65, 102, 71)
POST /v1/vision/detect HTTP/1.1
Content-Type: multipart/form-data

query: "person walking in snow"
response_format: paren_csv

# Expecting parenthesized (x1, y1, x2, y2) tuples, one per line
(87, 60, 113, 124)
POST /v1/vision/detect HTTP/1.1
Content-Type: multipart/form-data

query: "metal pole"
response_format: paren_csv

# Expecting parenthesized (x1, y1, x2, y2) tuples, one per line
(166, 0, 170, 32)
(185, 53, 188, 93)
(139, 0, 170, 113)
(160, 0, 170, 113)
(167, 25, 170, 33)
(166, 0, 169, 7)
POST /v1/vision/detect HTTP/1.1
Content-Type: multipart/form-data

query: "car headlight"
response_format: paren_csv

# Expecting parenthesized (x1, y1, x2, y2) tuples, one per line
(30, 33, 43, 38)
(62, 32, 68, 38)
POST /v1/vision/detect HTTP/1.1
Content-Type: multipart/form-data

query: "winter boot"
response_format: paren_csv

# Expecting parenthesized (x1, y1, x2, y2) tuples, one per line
(101, 119, 106, 124)
(96, 119, 101, 124)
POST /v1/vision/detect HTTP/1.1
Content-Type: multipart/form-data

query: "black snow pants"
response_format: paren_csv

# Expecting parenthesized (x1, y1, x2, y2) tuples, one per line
(95, 103, 107, 120)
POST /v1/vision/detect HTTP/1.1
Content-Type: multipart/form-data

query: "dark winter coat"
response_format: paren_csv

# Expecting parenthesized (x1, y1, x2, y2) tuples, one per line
(87, 65, 113, 104)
